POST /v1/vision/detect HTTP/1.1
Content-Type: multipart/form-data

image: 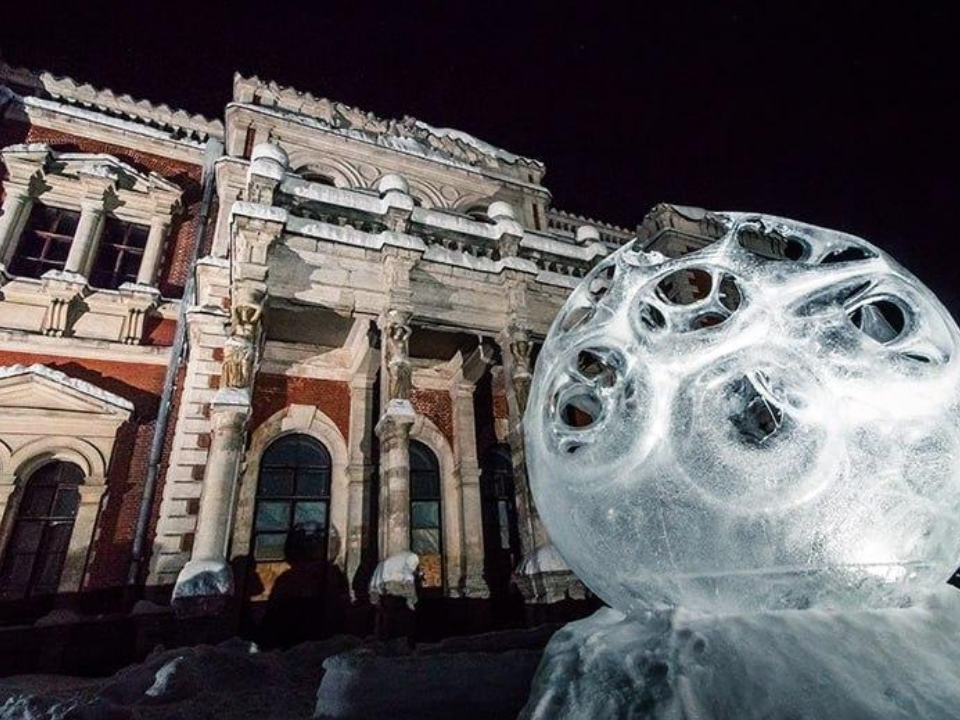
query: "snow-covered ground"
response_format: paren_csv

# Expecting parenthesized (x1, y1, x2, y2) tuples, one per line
(0, 636, 361, 719)
(0, 625, 557, 719)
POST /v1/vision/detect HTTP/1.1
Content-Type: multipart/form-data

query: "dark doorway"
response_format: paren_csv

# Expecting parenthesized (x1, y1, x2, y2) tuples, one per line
(479, 445, 521, 596)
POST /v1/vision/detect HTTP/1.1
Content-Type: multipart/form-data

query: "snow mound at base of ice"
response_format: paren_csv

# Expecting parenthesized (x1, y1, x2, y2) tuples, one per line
(522, 587, 960, 719)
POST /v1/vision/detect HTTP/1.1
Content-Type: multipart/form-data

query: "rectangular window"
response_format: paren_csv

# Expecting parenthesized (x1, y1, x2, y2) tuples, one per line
(89, 217, 149, 290)
(9, 204, 80, 279)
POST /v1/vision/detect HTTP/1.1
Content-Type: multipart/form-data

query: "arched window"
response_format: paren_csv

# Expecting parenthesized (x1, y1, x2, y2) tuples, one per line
(480, 445, 521, 592)
(299, 172, 338, 187)
(0, 462, 83, 601)
(464, 204, 490, 223)
(253, 435, 332, 563)
(409, 440, 443, 590)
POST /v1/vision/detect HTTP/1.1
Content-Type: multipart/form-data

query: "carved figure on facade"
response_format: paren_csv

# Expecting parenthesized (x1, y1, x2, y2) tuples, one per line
(231, 285, 264, 338)
(509, 332, 533, 412)
(221, 337, 254, 389)
(384, 311, 413, 400)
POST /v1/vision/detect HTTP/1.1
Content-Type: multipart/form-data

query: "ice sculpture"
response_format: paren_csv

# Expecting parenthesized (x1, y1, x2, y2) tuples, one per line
(525, 210, 960, 615)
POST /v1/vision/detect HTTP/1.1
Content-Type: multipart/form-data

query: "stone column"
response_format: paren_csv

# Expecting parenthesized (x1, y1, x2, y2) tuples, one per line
(0, 186, 31, 268)
(371, 308, 418, 606)
(451, 379, 489, 598)
(173, 394, 250, 613)
(499, 325, 550, 556)
(375, 308, 414, 559)
(136, 217, 170, 286)
(346, 375, 377, 596)
(63, 201, 104, 276)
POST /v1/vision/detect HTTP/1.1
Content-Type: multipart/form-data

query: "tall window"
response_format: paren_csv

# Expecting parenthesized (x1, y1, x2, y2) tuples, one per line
(480, 445, 521, 593)
(409, 441, 443, 590)
(253, 435, 332, 563)
(89, 217, 149, 290)
(9, 204, 80, 279)
(0, 462, 83, 601)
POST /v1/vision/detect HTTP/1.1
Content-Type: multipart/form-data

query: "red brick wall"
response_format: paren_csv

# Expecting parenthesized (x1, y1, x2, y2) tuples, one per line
(0, 351, 167, 590)
(250, 374, 351, 441)
(20, 126, 202, 299)
(411, 387, 454, 445)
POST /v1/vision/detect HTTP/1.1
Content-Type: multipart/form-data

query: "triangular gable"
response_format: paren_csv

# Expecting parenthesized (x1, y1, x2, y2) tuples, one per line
(0, 364, 133, 417)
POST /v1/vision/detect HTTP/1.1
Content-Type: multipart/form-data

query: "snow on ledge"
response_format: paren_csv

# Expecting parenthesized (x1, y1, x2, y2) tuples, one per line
(517, 543, 571, 576)
(0, 364, 134, 412)
(369, 551, 420, 609)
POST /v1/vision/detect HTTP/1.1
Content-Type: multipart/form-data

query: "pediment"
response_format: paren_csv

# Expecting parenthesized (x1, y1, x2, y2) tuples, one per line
(0, 364, 133, 418)
(2, 144, 182, 200)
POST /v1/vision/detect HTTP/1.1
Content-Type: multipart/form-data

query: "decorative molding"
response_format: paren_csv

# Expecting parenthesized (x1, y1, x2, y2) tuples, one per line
(0, 62, 223, 144)
(233, 74, 544, 174)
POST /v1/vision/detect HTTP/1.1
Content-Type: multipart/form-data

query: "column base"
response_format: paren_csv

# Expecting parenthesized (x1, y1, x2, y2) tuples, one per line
(369, 551, 419, 609)
(514, 544, 588, 605)
(171, 559, 234, 617)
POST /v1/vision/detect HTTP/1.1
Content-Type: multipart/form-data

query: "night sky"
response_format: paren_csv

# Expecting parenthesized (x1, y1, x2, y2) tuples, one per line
(2, 4, 959, 310)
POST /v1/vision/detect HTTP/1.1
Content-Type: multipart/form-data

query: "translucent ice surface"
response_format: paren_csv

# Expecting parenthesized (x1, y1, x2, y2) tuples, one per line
(525, 211, 960, 615)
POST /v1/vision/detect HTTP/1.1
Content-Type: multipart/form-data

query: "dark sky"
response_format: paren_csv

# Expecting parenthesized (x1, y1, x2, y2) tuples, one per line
(2, 3, 959, 310)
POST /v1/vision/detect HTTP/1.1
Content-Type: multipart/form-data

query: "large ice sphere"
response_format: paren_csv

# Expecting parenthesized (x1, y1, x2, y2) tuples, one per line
(525, 207, 960, 615)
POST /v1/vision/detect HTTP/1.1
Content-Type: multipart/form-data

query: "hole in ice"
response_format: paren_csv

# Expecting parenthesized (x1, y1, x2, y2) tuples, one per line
(718, 274, 742, 312)
(558, 387, 602, 429)
(849, 299, 906, 344)
(561, 304, 595, 332)
(638, 303, 666, 331)
(691, 312, 727, 330)
(656, 268, 712, 304)
(737, 227, 807, 261)
(902, 352, 932, 364)
(562, 439, 585, 455)
(588, 264, 616, 299)
(728, 373, 784, 446)
(576, 349, 618, 387)
(820, 246, 876, 263)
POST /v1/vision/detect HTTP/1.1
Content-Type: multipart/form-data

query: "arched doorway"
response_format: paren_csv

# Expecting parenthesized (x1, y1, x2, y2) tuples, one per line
(0, 461, 84, 603)
(409, 440, 443, 593)
(248, 434, 333, 645)
(480, 444, 521, 595)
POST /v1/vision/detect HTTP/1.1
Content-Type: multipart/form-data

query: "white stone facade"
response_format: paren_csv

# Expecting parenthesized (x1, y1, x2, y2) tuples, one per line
(0, 63, 639, 626)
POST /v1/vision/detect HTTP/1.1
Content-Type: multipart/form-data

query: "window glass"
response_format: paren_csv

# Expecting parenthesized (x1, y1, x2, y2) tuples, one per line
(257, 468, 295, 497)
(296, 468, 330, 497)
(252, 435, 332, 564)
(9, 204, 80, 279)
(0, 462, 84, 601)
(294, 501, 327, 528)
(408, 441, 443, 589)
(411, 528, 441, 555)
(89, 218, 149, 290)
(254, 533, 287, 562)
(255, 502, 290, 532)
(411, 501, 440, 529)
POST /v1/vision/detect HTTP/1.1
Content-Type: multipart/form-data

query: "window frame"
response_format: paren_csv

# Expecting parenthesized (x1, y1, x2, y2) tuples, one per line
(8, 203, 81, 280)
(0, 461, 84, 602)
(88, 216, 150, 290)
(409, 440, 444, 591)
(252, 434, 333, 564)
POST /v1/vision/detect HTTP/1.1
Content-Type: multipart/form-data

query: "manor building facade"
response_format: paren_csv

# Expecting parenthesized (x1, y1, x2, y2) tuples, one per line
(0, 63, 661, 644)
